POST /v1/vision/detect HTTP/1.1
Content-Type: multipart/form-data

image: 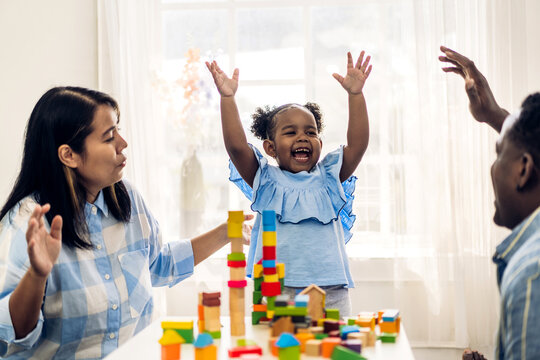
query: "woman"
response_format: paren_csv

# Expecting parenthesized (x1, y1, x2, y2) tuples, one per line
(0, 87, 250, 359)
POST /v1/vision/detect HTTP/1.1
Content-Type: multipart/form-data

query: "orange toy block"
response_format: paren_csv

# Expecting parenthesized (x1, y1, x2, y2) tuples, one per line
(269, 337, 279, 356)
(321, 337, 341, 358)
(379, 317, 401, 334)
(161, 344, 180, 360)
(295, 332, 315, 352)
(195, 344, 217, 360)
(253, 304, 267, 312)
(356, 316, 375, 330)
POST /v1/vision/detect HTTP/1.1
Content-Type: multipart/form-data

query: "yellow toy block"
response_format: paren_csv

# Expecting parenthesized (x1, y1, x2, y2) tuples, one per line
(262, 231, 277, 246)
(277, 263, 285, 278)
(356, 316, 375, 330)
(227, 223, 243, 238)
(253, 264, 263, 278)
(296, 332, 315, 352)
(159, 329, 185, 345)
(161, 320, 194, 330)
(264, 274, 279, 283)
(228, 211, 244, 222)
(266, 310, 274, 319)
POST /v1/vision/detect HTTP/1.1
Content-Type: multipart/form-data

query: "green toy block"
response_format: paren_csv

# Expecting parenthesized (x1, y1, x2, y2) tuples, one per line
(326, 308, 340, 320)
(227, 252, 245, 261)
(274, 306, 307, 316)
(330, 345, 367, 360)
(253, 290, 263, 304)
(379, 332, 397, 343)
(205, 330, 221, 339)
(280, 278, 285, 289)
(347, 318, 356, 326)
(252, 311, 267, 325)
(267, 296, 275, 310)
(315, 333, 329, 340)
(175, 328, 193, 343)
(237, 338, 257, 346)
(254, 277, 263, 291)
(279, 345, 300, 360)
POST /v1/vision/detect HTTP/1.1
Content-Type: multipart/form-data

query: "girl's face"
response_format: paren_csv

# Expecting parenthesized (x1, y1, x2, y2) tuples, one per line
(263, 106, 322, 173)
(75, 105, 128, 199)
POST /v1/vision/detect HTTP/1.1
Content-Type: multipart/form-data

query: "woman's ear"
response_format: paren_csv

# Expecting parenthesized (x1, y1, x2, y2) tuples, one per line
(58, 144, 79, 168)
(517, 152, 536, 191)
(262, 139, 277, 158)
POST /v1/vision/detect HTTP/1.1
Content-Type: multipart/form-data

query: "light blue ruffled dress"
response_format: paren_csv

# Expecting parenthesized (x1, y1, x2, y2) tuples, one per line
(229, 144, 356, 288)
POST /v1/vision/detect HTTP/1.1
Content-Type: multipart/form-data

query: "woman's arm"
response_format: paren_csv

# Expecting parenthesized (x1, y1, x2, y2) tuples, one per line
(9, 204, 62, 339)
(332, 51, 372, 182)
(206, 61, 259, 187)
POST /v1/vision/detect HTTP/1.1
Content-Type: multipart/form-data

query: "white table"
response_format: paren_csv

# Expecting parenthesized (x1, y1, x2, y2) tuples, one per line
(105, 317, 415, 359)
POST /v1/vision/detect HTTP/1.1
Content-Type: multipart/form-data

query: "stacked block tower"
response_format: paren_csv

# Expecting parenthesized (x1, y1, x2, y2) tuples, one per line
(198, 292, 221, 339)
(227, 211, 247, 336)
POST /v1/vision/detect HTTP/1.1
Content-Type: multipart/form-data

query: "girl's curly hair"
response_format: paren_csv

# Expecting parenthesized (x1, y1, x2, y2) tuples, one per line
(250, 102, 324, 140)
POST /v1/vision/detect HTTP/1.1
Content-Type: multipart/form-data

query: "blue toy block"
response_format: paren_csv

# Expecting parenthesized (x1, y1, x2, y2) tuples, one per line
(262, 260, 276, 268)
(294, 294, 309, 307)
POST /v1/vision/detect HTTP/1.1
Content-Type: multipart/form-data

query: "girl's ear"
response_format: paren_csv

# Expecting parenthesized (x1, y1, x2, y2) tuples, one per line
(58, 144, 80, 168)
(263, 139, 277, 158)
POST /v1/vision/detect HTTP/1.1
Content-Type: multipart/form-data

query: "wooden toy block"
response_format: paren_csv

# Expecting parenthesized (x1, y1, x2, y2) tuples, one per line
(205, 330, 221, 339)
(228, 252, 246, 261)
(228, 260, 247, 268)
(228, 210, 244, 222)
(262, 259, 276, 268)
(195, 344, 217, 360)
(262, 246, 276, 259)
(253, 264, 264, 278)
(294, 294, 309, 307)
(175, 329, 193, 344)
(230, 266, 246, 280)
(266, 296, 276, 310)
(271, 316, 295, 337)
(261, 281, 281, 296)
(379, 319, 399, 334)
(159, 329, 184, 360)
(323, 320, 340, 333)
(328, 330, 341, 338)
(381, 309, 400, 322)
(161, 320, 194, 330)
(275, 294, 290, 307)
(240, 354, 262, 360)
(277, 263, 285, 278)
(347, 332, 366, 344)
(253, 291, 262, 305)
(295, 332, 315, 352)
(263, 266, 277, 275)
(161, 343, 180, 360)
(315, 333, 329, 340)
(197, 320, 204, 334)
(230, 237, 243, 250)
(340, 325, 360, 340)
(305, 339, 322, 356)
(254, 277, 263, 291)
(202, 298, 221, 307)
(253, 304, 267, 312)
(262, 231, 277, 246)
(236, 339, 257, 347)
(251, 311, 267, 325)
(299, 284, 326, 321)
(230, 287, 245, 336)
(309, 326, 324, 334)
(355, 316, 375, 330)
(274, 306, 307, 317)
(321, 337, 341, 358)
(278, 345, 300, 360)
(228, 345, 263, 358)
(228, 280, 248, 288)
(264, 273, 279, 283)
(330, 345, 367, 360)
(269, 337, 279, 356)
(326, 308, 340, 320)
(198, 304, 205, 319)
(359, 329, 376, 347)
(341, 339, 362, 354)
(203, 306, 221, 332)
(228, 223, 243, 238)
(379, 332, 397, 343)
(267, 310, 275, 319)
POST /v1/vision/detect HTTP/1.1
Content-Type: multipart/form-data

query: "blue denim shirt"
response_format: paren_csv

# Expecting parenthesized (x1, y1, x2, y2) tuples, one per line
(493, 207, 540, 359)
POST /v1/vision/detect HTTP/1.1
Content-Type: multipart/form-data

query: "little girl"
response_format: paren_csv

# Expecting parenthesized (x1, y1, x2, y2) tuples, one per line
(206, 52, 371, 316)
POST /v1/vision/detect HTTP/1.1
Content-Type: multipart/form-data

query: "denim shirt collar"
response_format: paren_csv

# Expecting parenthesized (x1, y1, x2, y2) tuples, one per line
(84, 190, 109, 218)
(492, 206, 540, 286)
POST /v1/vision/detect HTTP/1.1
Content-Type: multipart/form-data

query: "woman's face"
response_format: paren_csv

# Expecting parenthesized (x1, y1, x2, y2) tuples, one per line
(75, 105, 127, 199)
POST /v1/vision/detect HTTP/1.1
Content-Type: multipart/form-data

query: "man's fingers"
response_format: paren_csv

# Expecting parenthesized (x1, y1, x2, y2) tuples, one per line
(465, 79, 481, 104)
(439, 56, 460, 67)
(442, 67, 465, 78)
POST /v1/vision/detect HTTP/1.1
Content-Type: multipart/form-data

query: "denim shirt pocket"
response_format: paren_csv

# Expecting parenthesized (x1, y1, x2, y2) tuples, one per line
(118, 248, 153, 319)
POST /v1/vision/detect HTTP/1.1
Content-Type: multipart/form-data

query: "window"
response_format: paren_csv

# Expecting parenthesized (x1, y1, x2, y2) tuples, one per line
(158, 0, 419, 256)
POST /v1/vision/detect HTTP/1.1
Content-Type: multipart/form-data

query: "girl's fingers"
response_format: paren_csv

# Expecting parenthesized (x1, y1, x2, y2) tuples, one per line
(49, 215, 63, 241)
(332, 73, 344, 84)
(347, 52, 353, 68)
(360, 56, 371, 72)
(356, 51, 365, 69)
(365, 65, 372, 78)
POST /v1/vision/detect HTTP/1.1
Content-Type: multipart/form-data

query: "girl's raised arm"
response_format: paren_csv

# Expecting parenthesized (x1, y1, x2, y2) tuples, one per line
(206, 61, 258, 187)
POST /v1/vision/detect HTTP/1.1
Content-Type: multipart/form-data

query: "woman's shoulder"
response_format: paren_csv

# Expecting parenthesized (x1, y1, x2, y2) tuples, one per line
(0, 194, 38, 228)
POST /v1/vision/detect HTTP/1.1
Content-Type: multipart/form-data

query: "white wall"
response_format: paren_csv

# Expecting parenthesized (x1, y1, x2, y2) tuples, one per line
(0, 0, 98, 203)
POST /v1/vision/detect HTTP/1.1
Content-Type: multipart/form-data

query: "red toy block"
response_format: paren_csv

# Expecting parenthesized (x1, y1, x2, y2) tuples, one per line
(263, 267, 277, 275)
(228, 280, 248, 288)
(228, 260, 247, 268)
(262, 246, 276, 260)
(261, 281, 281, 296)
(228, 345, 263, 358)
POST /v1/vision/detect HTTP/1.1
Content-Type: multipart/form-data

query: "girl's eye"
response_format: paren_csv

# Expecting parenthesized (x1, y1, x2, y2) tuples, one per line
(284, 131, 295, 135)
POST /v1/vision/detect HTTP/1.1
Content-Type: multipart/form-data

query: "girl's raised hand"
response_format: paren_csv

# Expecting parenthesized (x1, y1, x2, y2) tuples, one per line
(205, 60, 239, 97)
(333, 51, 372, 95)
(26, 204, 62, 278)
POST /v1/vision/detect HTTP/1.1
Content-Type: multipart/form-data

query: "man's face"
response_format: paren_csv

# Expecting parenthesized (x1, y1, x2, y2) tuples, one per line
(491, 130, 524, 229)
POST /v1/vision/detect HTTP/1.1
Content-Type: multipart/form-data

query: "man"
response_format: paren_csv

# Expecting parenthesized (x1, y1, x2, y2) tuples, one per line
(440, 46, 540, 360)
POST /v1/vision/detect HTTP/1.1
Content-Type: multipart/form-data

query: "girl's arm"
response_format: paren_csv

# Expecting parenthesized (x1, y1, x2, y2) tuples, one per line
(206, 61, 258, 187)
(332, 51, 372, 182)
(9, 204, 62, 339)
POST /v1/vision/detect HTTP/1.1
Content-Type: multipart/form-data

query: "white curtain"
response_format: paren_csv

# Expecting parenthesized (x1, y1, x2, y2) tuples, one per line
(98, 0, 540, 353)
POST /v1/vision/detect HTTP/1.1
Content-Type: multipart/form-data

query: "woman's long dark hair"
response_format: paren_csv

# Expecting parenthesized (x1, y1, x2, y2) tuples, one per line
(0, 87, 131, 249)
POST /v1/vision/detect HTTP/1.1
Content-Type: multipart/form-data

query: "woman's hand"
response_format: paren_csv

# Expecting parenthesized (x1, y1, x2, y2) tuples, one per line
(205, 60, 239, 97)
(26, 204, 62, 278)
(333, 51, 372, 95)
